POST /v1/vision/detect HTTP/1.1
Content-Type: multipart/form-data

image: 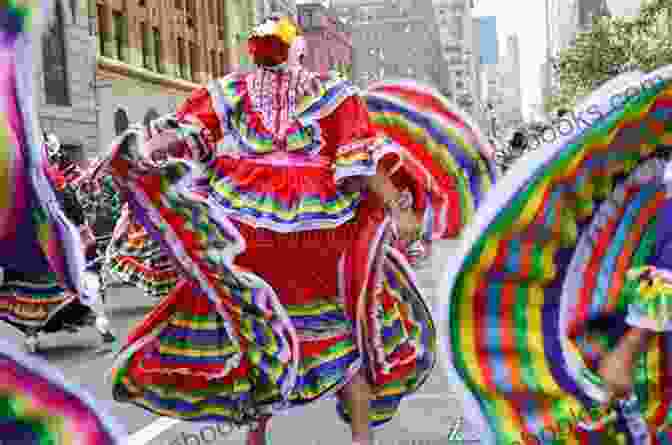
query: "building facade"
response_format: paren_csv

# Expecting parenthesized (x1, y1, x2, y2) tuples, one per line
(434, 0, 477, 112)
(544, 0, 611, 108)
(38, 0, 98, 159)
(95, 0, 255, 153)
(297, 3, 352, 76)
(332, 0, 447, 95)
(256, 0, 298, 22)
(605, 0, 642, 17)
(498, 34, 523, 127)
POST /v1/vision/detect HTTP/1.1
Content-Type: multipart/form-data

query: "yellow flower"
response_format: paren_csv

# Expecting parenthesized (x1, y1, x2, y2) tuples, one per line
(250, 16, 297, 46)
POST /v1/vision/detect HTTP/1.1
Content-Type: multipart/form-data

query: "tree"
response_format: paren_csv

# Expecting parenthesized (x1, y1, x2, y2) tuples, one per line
(549, 0, 672, 111)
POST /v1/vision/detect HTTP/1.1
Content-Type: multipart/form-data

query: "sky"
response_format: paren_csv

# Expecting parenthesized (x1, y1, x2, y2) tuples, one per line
(472, 0, 547, 121)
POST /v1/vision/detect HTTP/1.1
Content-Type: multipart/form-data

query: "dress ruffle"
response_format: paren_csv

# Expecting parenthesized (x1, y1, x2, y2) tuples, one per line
(105, 206, 178, 298)
(0, 274, 74, 329)
(207, 155, 360, 232)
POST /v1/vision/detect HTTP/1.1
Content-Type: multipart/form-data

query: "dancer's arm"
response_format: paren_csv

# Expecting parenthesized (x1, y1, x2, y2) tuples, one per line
(321, 95, 420, 241)
(365, 170, 419, 241)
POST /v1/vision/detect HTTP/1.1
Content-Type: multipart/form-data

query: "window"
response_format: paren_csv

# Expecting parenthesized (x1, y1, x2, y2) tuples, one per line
(139, 0, 145, 6)
(210, 50, 217, 77)
(114, 108, 129, 136)
(143, 108, 160, 129)
(190, 42, 198, 82)
(153, 28, 162, 72)
(112, 11, 125, 60)
(175, 0, 181, 9)
(219, 52, 225, 77)
(177, 38, 186, 78)
(140, 22, 149, 68)
(42, 1, 70, 106)
(209, 0, 215, 24)
(96, 5, 104, 55)
(186, 0, 195, 26)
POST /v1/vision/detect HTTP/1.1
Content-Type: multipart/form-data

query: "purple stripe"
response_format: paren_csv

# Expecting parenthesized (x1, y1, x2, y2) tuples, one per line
(542, 244, 594, 406)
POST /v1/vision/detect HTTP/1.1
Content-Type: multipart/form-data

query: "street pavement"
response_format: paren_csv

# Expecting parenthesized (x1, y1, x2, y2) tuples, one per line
(0, 239, 483, 445)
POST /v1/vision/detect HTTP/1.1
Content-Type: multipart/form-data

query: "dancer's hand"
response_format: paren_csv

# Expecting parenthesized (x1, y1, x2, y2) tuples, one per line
(397, 209, 422, 242)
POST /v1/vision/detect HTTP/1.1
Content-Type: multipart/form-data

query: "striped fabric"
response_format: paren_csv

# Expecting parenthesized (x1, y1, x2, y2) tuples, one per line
(105, 205, 178, 299)
(363, 79, 497, 240)
(103, 119, 435, 428)
(0, 0, 94, 305)
(440, 67, 672, 444)
(0, 338, 125, 444)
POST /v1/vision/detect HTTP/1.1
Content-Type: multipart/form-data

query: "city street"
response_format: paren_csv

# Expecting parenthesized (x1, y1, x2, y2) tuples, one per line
(0, 240, 482, 445)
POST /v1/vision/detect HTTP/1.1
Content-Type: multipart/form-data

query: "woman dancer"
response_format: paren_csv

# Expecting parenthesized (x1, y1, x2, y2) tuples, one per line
(441, 68, 672, 444)
(76, 133, 178, 302)
(100, 15, 436, 445)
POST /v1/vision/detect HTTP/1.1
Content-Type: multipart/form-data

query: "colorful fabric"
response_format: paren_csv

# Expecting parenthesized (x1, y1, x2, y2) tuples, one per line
(363, 79, 497, 240)
(102, 65, 436, 429)
(624, 266, 672, 332)
(105, 205, 178, 298)
(0, 0, 95, 309)
(76, 168, 122, 236)
(203, 70, 398, 233)
(0, 271, 74, 330)
(0, 337, 125, 443)
(440, 67, 672, 444)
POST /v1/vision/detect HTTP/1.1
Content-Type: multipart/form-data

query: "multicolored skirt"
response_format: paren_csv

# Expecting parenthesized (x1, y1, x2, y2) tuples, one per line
(106, 206, 178, 299)
(0, 271, 74, 331)
(109, 179, 436, 428)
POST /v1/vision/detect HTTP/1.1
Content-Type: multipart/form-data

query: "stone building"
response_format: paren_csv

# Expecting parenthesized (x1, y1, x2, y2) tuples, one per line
(38, 0, 98, 159)
(331, 0, 448, 95)
(95, 0, 255, 153)
(297, 3, 352, 76)
(256, 0, 298, 22)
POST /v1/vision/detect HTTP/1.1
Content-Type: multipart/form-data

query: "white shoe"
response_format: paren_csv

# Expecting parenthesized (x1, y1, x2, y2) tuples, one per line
(25, 335, 39, 353)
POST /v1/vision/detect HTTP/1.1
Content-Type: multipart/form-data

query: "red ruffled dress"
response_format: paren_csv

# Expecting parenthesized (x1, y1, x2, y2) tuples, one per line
(108, 67, 436, 428)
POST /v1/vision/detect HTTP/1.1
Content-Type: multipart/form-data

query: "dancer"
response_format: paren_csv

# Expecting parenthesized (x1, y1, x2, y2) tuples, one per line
(440, 68, 672, 444)
(74, 117, 178, 302)
(0, 0, 112, 352)
(99, 15, 436, 445)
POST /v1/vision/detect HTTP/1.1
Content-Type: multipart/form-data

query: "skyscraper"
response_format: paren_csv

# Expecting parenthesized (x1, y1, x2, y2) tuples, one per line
(498, 35, 523, 126)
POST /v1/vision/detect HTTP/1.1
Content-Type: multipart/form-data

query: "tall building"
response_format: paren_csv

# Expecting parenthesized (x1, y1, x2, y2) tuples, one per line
(498, 34, 523, 126)
(256, 0, 298, 23)
(95, 0, 255, 153)
(331, 0, 448, 95)
(38, 0, 98, 159)
(544, 0, 611, 109)
(434, 0, 477, 111)
(605, 0, 643, 17)
(297, 3, 353, 76)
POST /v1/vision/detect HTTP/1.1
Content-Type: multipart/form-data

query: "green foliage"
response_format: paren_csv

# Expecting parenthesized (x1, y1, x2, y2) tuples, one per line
(551, 0, 672, 111)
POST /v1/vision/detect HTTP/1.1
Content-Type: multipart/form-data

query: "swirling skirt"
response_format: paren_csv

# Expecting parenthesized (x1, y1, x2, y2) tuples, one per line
(106, 209, 178, 299)
(110, 200, 436, 428)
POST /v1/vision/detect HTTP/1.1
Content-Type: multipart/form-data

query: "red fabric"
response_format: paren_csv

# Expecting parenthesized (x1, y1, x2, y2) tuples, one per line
(232, 200, 383, 307)
(175, 88, 223, 143)
(247, 36, 290, 66)
(46, 164, 66, 191)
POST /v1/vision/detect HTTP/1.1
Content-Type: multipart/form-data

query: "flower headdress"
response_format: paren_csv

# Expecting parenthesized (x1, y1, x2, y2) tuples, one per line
(247, 15, 300, 66)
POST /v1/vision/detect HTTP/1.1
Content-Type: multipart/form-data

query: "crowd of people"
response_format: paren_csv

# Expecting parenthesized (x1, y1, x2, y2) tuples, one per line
(1, 2, 672, 445)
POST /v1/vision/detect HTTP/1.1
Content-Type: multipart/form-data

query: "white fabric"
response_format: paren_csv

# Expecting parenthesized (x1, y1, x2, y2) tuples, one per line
(288, 35, 306, 67)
